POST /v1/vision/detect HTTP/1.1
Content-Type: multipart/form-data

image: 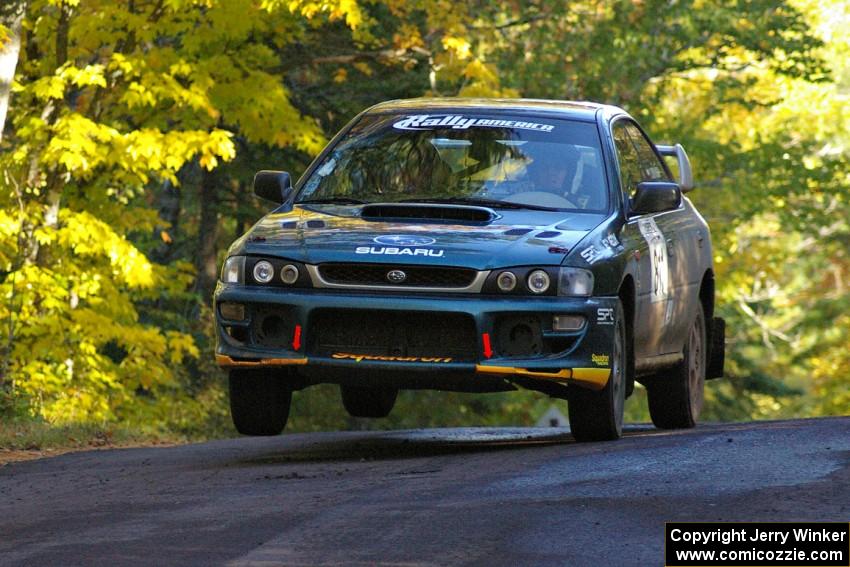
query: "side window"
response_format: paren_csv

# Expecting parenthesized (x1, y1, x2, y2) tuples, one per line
(625, 123, 670, 182)
(612, 121, 642, 198)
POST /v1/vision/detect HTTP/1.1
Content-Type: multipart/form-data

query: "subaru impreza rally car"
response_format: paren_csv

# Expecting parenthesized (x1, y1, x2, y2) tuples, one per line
(214, 98, 725, 441)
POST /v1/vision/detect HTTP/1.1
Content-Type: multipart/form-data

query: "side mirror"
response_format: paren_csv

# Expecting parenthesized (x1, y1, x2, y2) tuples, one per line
(253, 170, 292, 204)
(631, 181, 681, 215)
(655, 144, 694, 192)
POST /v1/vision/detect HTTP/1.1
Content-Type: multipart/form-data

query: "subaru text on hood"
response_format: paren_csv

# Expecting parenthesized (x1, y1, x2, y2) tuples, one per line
(214, 98, 725, 441)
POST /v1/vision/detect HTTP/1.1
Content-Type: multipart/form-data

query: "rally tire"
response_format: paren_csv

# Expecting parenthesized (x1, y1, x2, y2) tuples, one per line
(340, 386, 398, 418)
(568, 300, 627, 442)
(647, 304, 707, 429)
(229, 369, 292, 436)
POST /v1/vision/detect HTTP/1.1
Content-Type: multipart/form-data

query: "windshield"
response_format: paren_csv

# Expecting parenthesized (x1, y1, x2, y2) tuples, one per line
(297, 112, 609, 211)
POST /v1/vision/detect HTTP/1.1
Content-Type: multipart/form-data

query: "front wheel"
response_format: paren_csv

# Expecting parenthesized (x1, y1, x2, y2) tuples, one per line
(568, 300, 627, 442)
(646, 305, 706, 429)
(229, 369, 292, 436)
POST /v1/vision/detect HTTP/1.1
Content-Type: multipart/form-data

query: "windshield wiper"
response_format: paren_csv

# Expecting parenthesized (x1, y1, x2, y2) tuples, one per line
(399, 197, 559, 211)
(298, 197, 366, 205)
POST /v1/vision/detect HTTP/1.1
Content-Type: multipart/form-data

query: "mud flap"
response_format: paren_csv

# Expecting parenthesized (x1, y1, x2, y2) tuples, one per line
(707, 317, 725, 379)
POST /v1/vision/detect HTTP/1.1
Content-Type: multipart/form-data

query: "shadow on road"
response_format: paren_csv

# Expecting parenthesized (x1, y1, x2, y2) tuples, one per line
(232, 425, 656, 467)
(235, 428, 573, 466)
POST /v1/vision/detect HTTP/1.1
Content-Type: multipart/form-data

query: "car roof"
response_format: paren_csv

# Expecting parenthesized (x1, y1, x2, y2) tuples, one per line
(365, 97, 627, 122)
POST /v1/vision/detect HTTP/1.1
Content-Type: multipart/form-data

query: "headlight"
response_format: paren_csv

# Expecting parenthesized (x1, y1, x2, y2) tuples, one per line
(558, 267, 594, 297)
(253, 260, 275, 283)
(496, 271, 517, 292)
(527, 270, 551, 294)
(280, 264, 300, 285)
(221, 256, 245, 284)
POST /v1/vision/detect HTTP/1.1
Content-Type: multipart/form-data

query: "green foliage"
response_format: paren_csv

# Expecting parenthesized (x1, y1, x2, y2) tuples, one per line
(1, 0, 848, 440)
(0, 0, 357, 427)
(0, 418, 179, 455)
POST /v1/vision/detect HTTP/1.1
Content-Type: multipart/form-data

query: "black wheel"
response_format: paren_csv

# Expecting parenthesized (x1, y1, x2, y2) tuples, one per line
(646, 305, 706, 429)
(229, 369, 292, 436)
(568, 300, 627, 442)
(340, 385, 398, 418)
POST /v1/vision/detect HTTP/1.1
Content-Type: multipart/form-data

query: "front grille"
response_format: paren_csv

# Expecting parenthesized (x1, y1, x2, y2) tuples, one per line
(309, 309, 477, 361)
(318, 263, 477, 288)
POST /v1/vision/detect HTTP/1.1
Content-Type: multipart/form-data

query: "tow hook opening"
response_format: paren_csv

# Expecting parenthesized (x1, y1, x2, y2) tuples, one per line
(495, 315, 543, 357)
(252, 309, 296, 348)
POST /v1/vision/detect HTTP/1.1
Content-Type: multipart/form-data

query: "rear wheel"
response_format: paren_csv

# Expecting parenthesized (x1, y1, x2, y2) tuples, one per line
(340, 385, 398, 418)
(568, 300, 627, 442)
(229, 369, 292, 436)
(646, 305, 706, 429)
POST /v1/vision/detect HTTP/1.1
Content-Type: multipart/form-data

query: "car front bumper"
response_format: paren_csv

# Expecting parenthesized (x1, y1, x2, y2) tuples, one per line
(213, 284, 618, 391)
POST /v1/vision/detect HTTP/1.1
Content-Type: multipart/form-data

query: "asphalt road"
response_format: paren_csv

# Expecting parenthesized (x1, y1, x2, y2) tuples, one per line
(1, 417, 848, 566)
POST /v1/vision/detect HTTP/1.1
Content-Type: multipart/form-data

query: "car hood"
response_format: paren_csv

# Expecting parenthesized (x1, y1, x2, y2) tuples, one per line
(234, 204, 606, 270)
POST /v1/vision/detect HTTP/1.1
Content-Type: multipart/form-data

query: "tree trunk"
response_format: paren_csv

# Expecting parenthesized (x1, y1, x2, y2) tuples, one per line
(195, 167, 221, 303)
(152, 179, 182, 264)
(0, 2, 27, 401)
(32, 2, 70, 267)
(0, 1, 25, 143)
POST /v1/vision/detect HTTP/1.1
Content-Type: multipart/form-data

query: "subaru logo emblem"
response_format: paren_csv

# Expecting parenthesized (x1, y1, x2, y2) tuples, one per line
(373, 234, 436, 246)
(386, 270, 407, 284)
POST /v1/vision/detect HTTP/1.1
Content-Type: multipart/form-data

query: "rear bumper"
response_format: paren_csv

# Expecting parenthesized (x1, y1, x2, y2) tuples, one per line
(213, 284, 617, 391)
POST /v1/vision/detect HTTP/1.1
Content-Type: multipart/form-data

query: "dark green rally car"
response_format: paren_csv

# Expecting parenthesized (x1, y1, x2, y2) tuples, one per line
(214, 98, 725, 441)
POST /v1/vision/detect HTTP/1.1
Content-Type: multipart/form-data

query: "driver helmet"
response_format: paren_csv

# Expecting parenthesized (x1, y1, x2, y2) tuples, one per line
(528, 144, 580, 195)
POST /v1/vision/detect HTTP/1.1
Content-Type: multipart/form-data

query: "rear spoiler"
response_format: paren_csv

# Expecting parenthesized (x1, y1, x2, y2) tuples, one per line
(656, 144, 694, 193)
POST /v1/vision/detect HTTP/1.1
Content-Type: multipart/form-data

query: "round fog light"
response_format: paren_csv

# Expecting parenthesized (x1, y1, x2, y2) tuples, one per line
(253, 260, 274, 283)
(496, 271, 517, 292)
(527, 270, 551, 294)
(281, 264, 299, 285)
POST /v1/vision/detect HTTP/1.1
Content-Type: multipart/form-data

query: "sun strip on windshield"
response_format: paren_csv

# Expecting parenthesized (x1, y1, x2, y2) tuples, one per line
(393, 114, 556, 132)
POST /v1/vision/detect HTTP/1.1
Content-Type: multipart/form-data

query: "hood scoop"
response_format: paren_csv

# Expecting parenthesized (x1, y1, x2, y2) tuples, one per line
(360, 203, 495, 224)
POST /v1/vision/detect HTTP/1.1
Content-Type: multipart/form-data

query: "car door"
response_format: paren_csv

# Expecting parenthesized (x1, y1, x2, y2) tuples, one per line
(611, 120, 667, 360)
(623, 122, 693, 355)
